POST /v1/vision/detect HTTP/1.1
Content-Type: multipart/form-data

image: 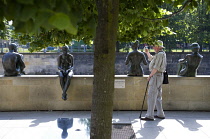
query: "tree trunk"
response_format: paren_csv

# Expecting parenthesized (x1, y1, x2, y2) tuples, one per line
(116, 41, 120, 52)
(90, 0, 119, 139)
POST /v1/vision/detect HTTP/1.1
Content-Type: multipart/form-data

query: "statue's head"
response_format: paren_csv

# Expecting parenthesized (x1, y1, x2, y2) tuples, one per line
(190, 43, 200, 52)
(8, 43, 17, 51)
(131, 41, 139, 50)
(62, 46, 69, 54)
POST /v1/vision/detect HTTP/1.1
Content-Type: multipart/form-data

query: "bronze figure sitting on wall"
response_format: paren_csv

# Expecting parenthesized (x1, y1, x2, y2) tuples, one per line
(58, 46, 74, 100)
(2, 43, 26, 76)
(177, 43, 203, 77)
(125, 42, 147, 76)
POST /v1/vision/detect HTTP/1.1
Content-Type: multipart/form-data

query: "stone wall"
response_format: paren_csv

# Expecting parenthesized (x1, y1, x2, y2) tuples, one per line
(0, 52, 209, 75)
(0, 75, 209, 111)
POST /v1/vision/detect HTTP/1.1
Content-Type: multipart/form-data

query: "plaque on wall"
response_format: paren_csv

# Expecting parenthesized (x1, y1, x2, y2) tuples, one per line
(114, 79, 125, 88)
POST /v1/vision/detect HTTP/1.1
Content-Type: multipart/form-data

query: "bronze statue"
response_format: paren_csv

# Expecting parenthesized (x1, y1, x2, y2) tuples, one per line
(125, 42, 147, 76)
(58, 46, 74, 100)
(2, 43, 25, 76)
(177, 43, 203, 77)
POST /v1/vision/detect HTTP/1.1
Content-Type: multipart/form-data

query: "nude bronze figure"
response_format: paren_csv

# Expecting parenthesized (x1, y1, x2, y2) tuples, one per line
(58, 46, 74, 100)
(177, 43, 203, 77)
(2, 43, 25, 76)
(125, 42, 147, 76)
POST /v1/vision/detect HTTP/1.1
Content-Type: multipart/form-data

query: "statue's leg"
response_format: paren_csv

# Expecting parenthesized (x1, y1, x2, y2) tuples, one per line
(62, 77, 67, 100)
(59, 71, 68, 100)
(59, 71, 65, 89)
(62, 71, 73, 100)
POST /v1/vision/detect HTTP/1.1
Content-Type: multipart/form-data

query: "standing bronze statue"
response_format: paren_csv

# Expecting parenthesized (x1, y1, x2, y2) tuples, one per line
(177, 43, 203, 77)
(125, 42, 147, 76)
(2, 43, 25, 76)
(58, 46, 74, 100)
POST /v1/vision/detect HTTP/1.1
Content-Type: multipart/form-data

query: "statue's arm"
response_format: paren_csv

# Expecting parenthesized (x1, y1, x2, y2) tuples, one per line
(71, 55, 74, 67)
(57, 56, 64, 71)
(15, 55, 25, 74)
(142, 53, 148, 65)
(66, 55, 74, 72)
(178, 55, 188, 63)
(18, 55, 25, 70)
(69, 55, 74, 70)
(125, 54, 130, 65)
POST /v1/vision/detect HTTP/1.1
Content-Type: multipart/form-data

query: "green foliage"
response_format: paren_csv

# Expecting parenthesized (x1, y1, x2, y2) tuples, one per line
(49, 13, 77, 34)
(0, 0, 89, 35)
(161, 0, 210, 51)
(0, 19, 14, 40)
(117, 0, 198, 44)
(0, 0, 207, 52)
(17, 0, 34, 5)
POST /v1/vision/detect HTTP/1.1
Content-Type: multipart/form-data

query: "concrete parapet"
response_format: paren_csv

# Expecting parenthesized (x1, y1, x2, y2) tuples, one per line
(0, 75, 209, 111)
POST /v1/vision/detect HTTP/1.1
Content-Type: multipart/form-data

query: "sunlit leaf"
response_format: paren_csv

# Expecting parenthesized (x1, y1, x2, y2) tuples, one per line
(143, 30, 148, 36)
(177, 5, 182, 8)
(19, 6, 37, 21)
(49, 13, 77, 35)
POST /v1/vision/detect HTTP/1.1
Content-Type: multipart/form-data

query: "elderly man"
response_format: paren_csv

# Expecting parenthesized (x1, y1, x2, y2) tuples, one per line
(141, 40, 167, 121)
(58, 46, 74, 100)
(2, 43, 25, 76)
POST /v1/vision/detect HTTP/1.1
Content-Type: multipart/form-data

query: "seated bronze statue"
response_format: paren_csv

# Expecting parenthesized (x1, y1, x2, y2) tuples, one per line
(2, 43, 26, 76)
(177, 43, 203, 77)
(125, 42, 147, 76)
(58, 46, 74, 100)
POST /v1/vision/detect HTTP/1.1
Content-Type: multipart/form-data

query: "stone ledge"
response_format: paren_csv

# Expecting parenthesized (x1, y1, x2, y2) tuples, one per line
(0, 75, 209, 111)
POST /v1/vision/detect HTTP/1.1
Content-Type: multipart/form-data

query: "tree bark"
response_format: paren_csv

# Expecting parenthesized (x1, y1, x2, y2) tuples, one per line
(90, 0, 119, 139)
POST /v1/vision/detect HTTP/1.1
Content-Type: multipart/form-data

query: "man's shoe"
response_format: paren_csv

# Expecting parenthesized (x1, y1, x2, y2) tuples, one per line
(140, 117, 154, 121)
(154, 115, 165, 119)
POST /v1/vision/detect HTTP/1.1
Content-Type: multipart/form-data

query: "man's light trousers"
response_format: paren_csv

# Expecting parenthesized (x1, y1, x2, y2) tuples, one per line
(145, 72, 165, 119)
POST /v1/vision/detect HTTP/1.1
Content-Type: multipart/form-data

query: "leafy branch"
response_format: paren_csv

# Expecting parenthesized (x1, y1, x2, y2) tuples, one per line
(141, 0, 193, 21)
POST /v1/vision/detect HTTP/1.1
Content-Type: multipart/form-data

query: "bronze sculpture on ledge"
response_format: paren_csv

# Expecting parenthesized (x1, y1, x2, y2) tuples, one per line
(177, 43, 203, 77)
(125, 41, 147, 76)
(58, 46, 74, 100)
(2, 43, 26, 76)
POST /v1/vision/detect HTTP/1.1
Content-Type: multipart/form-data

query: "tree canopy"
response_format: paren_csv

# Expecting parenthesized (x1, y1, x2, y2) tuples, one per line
(1, 0, 208, 51)
(158, 0, 210, 52)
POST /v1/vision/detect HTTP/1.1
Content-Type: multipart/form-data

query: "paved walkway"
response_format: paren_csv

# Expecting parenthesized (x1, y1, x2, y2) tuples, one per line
(0, 111, 210, 139)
